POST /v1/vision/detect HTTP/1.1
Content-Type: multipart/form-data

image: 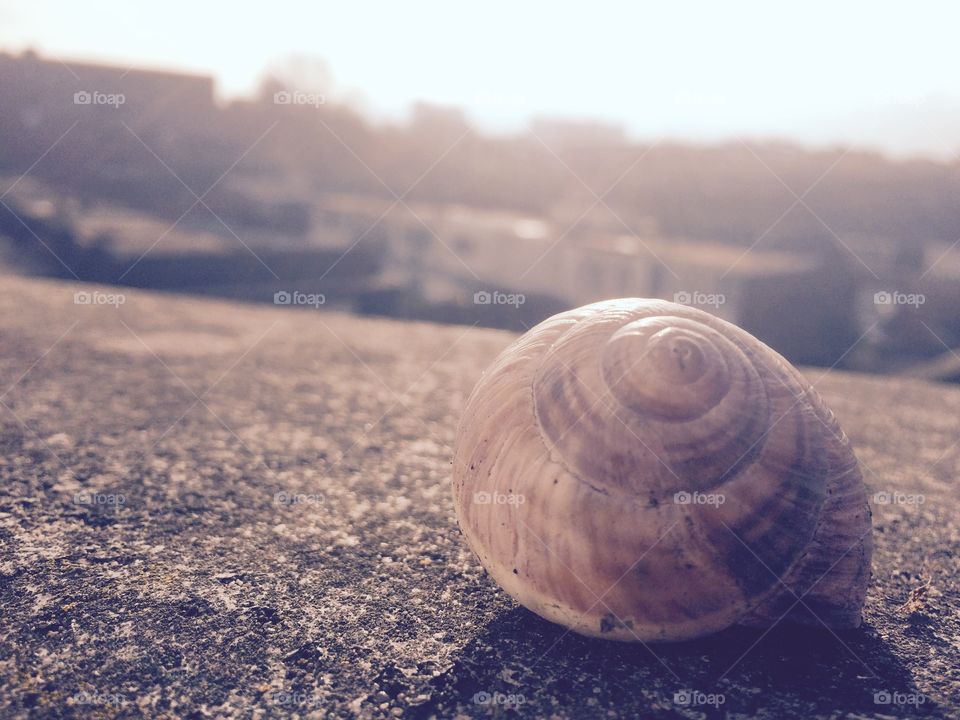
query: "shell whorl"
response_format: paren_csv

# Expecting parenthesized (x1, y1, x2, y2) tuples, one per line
(534, 312, 774, 497)
(602, 316, 738, 421)
(453, 299, 872, 642)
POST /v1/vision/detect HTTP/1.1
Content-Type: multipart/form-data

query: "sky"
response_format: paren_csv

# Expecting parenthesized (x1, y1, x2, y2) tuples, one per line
(2, 0, 959, 159)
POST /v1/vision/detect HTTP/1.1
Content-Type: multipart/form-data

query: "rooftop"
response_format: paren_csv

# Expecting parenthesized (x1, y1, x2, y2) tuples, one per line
(1, 50, 215, 85)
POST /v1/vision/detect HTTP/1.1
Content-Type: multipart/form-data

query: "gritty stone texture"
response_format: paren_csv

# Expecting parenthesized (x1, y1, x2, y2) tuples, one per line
(0, 274, 957, 719)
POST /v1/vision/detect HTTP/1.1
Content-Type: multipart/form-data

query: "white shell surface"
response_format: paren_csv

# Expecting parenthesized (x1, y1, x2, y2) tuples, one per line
(452, 299, 872, 642)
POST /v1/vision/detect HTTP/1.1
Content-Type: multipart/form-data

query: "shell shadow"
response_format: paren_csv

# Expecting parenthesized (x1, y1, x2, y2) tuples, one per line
(419, 606, 941, 718)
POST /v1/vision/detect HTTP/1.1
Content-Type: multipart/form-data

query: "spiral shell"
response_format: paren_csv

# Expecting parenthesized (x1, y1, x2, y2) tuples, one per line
(452, 299, 872, 642)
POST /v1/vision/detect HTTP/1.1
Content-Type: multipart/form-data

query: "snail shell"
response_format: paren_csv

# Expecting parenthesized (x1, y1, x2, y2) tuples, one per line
(452, 299, 872, 642)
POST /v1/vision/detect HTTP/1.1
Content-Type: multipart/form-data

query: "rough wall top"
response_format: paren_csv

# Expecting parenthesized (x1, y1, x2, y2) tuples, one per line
(0, 274, 957, 719)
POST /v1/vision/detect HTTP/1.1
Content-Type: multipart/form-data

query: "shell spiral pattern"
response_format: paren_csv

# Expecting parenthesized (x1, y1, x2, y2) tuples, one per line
(452, 299, 872, 642)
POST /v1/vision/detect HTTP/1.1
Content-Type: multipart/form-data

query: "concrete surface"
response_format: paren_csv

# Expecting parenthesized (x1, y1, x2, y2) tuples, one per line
(0, 274, 957, 719)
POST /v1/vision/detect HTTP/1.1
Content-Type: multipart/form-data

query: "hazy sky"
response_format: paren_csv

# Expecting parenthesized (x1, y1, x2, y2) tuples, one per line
(2, 0, 959, 158)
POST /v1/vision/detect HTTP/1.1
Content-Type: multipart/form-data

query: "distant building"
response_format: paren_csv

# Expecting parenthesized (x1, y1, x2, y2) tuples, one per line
(0, 49, 215, 110)
(0, 50, 221, 210)
(409, 102, 471, 134)
(0, 49, 216, 154)
(841, 233, 960, 370)
(548, 192, 659, 237)
(529, 117, 628, 147)
(309, 193, 858, 364)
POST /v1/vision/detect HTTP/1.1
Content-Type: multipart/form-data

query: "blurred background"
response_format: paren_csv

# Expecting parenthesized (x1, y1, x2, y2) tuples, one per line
(2, 0, 960, 378)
